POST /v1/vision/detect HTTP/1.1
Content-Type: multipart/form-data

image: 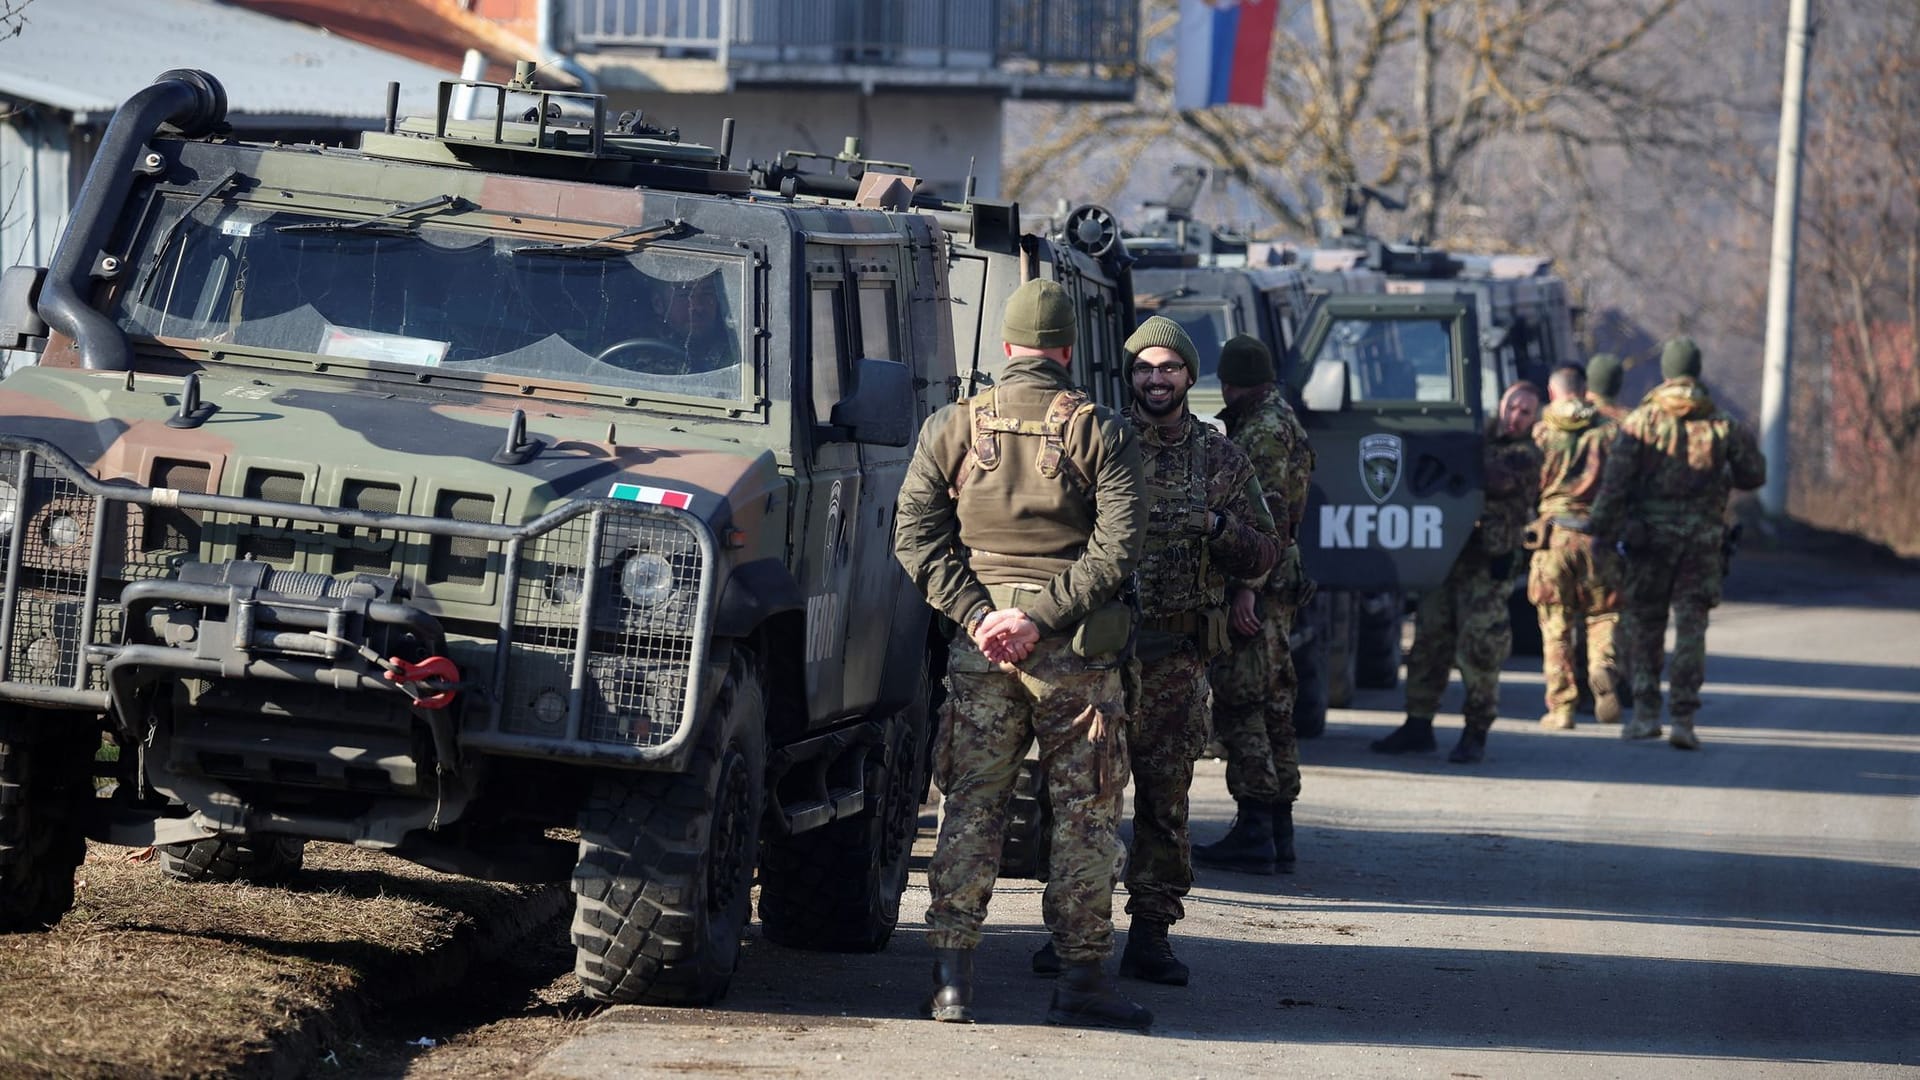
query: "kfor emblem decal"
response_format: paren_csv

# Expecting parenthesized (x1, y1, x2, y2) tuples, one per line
(1359, 433, 1403, 503)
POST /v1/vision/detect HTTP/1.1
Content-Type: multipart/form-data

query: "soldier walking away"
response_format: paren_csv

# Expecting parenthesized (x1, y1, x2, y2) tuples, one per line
(1194, 335, 1316, 875)
(1374, 382, 1543, 763)
(1585, 352, 1631, 423)
(1590, 337, 1766, 750)
(893, 279, 1152, 1030)
(1114, 317, 1279, 984)
(1529, 365, 1624, 730)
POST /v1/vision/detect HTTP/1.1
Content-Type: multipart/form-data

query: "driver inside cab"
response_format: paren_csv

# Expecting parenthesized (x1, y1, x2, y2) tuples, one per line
(620, 274, 738, 375)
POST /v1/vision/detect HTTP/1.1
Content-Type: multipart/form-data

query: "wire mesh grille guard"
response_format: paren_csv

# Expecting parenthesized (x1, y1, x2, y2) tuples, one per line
(0, 441, 712, 755)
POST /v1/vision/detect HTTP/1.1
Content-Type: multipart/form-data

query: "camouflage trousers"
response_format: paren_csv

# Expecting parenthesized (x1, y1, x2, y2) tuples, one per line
(1123, 641, 1211, 925)
(1207, 600, 1300, 803)
(1404, 548, 1513, 731)
(1622, 532, 1725, 719)
(1528, 531, 1622, 722)
(927, 632, 1128, 962)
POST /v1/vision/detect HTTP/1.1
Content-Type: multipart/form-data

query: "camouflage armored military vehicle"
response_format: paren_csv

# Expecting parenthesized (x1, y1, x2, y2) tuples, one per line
(0, 67, 955, 1004)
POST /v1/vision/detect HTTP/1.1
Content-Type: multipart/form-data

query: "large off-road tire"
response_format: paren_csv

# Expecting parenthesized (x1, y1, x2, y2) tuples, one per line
(572, 649, 766, 1005)
(757, 672, 930, 952)
(159, 835, 307, 885)
(1326, 591, 1359, 709)
(1355, 591, 1404, 690)
(995, 759, 1052, 881)
(0, 718, 93, 931)
(1292, 591, 1332, 739)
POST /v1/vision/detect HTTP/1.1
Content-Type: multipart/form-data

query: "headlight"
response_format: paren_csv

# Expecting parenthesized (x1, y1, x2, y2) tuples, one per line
(620, 552, 673, 606)
(45, 514, 84, 549)
(545, 569, 585, 607)
(0, 479, 15, 538)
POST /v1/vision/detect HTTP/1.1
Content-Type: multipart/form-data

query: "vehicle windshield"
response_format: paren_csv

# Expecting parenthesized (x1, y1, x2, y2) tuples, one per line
(1148, 300, 1233, 379)
(1317, 317, 1457, 404)
(111, 198, 747, 401)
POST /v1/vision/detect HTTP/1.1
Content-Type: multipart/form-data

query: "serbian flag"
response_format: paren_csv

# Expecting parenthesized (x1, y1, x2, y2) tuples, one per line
(1174, 0, 1278, 110)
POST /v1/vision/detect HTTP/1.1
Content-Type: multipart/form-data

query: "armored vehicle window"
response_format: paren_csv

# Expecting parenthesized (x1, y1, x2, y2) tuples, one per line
(809, 284, 849, 420)
(111, 198, 747, 401)
(857, 284, 898, 362)
(1318, 317, 1457, 404)
(1148, 299, 1233, 380)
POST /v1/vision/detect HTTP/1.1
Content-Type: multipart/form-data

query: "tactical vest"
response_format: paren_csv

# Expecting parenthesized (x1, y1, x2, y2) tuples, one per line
(951, 385, 1096, 501)
(1139, 423, 1216, 612)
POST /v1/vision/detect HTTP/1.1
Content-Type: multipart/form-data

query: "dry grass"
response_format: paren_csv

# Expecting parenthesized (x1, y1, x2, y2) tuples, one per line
(0, 843, 567, 1079)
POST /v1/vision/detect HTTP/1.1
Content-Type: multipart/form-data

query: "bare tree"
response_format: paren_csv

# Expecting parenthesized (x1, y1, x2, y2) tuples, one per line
(1791, 1, 1920, 551)
(1007, 0, 1713, 245)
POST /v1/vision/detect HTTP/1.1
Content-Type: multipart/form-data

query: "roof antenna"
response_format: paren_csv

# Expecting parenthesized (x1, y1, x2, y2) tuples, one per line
(384, 82, 399, 134)
(718, 117, 735, 171)
(963, 155, 976, 204)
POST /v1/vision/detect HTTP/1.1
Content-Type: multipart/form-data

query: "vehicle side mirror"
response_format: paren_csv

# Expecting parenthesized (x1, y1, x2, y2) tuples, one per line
(0, 266, 48, 352)
(1301, 359, 1350, 413)
(828, 357, 915, 447)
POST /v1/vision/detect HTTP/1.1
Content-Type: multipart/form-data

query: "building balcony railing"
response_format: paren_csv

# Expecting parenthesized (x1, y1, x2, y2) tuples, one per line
(562, 0, 1139, 99)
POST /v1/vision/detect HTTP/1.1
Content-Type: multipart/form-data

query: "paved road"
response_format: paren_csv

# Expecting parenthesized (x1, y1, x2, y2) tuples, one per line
(533, 553, 1920, 1079)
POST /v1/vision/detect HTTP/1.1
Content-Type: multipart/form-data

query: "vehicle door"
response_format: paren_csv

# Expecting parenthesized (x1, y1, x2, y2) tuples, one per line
(1289, 293, 1485, 592)
(800, 238, 919, 720)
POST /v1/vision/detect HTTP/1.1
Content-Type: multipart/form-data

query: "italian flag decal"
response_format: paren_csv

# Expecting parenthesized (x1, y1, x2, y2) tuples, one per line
(610, 482, 694, 509)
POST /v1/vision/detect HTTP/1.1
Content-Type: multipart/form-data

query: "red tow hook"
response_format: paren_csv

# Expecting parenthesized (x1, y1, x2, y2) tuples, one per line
(384, 655, 461, 709)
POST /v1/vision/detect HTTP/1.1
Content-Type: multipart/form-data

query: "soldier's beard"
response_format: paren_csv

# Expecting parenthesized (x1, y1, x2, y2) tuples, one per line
(1133, 384, 1188, 421)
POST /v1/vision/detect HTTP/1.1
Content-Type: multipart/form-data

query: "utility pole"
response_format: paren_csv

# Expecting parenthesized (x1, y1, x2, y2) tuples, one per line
(1758, 0, 1814, 518)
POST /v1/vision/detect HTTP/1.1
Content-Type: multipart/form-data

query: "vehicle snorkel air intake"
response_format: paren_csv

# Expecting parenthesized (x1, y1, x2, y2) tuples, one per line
(38, 69, 227, 371)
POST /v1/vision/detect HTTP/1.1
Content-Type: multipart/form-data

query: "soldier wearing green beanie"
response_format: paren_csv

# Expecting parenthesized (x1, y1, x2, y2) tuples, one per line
(1585, 352, 1628, 422)
(1103, 315, 1279, 984)
(1590, 334, 1766, 750)
(1195, 334, 1317, 876)
(893, 274, 1152, 1030)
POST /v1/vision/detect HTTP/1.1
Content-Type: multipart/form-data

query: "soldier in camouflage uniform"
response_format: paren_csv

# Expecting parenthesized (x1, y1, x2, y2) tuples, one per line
(1117, 317, 1279, 984)
(894, 279, 1151, 1030)
(1374, 382, 1543, 763)
(1590, 338, 1766, 749)
(1530, 365, 1623, 730)
(1585, 352, 1630, 423)
(1195, 335, 1315, 875)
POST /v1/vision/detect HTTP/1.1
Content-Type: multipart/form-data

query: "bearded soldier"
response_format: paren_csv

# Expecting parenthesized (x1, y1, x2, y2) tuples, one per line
(1111, 316, 1278, 983)
(1374, 382, 1543, 763)
(1590, 337, 1766, 749)
(1530, 364, 1624, 730)
(894, 279, 1151, 1030)
(1194, 335, 1315, 875)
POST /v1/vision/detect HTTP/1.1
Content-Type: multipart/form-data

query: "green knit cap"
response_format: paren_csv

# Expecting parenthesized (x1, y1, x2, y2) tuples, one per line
(1001, 279, 1077, 349)
(1217, 334, 1274, 386)
(1661, 337, 1702, 380)
(1586, 352, 1623, 398)
(1124, 316, 1199, 378)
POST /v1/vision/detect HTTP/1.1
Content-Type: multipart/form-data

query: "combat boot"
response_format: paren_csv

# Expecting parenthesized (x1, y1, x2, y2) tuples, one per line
(1031, 939, 1062, 976)
(1047, 960, 1153, 1031)
(1447, 726, 1487, 764)
(928, 948, 975, 1023)
(1622, 706, 1662, 740)
(1591, 667, 1624, 724)
(1193, 799, 1277, 875)
(1370, 716, 1437, 754)
(1272, 800, 1297, 872)
(1539, 711, 1576, 731)
(1668, 714, 1700, 750)
(1119, 918, 1189, 986)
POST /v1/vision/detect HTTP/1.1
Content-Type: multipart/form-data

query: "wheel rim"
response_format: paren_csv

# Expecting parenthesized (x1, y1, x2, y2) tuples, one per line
(706, 746, 751, 915)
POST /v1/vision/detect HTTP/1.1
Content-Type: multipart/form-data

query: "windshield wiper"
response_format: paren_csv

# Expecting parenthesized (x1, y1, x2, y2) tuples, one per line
(274, 193, 470, 234)
(512, 218, 689, 258)
(134, 169, 244, 300)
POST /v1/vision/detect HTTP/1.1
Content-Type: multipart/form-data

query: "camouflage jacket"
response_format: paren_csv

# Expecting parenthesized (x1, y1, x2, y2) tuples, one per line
(1478, 425, 1544, 558)
(1532, 399, 1616, 519)
(1591, 377, 1766, 542)
(1124, 408, 1279, 617)
(1217, 386, 1314, 547)
(894, 356, 1145, 635)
